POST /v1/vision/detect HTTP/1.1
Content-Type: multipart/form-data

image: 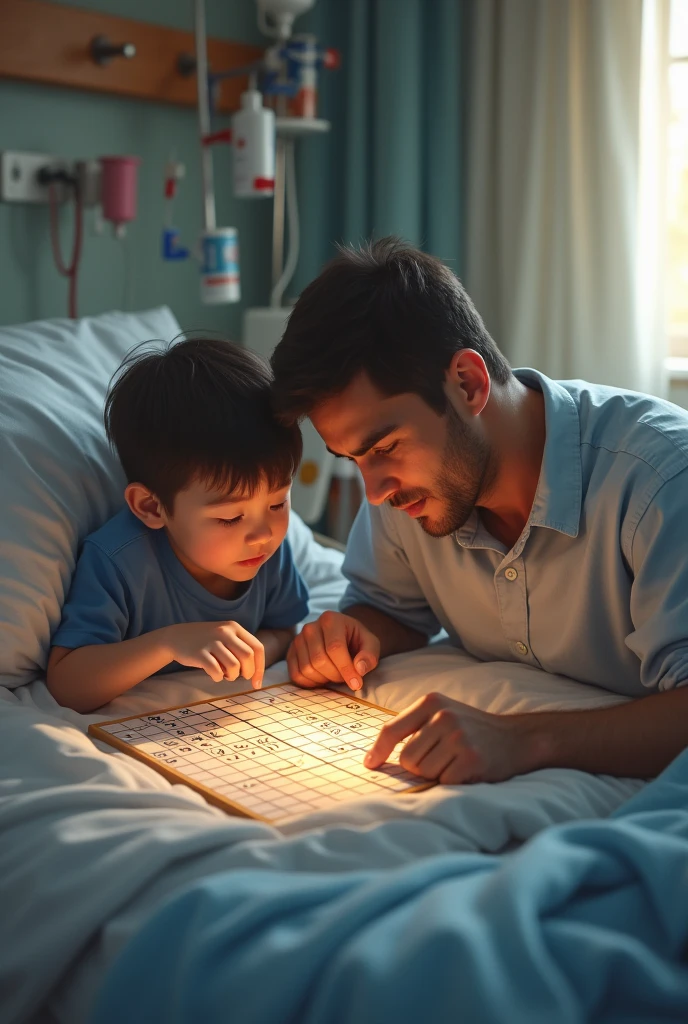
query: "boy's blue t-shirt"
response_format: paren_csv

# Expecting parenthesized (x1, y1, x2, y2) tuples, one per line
(53, 508, 309, 668)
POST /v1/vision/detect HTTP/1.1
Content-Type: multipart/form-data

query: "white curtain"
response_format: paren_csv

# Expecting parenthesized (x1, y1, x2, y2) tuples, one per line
(465, 0, 670, 396)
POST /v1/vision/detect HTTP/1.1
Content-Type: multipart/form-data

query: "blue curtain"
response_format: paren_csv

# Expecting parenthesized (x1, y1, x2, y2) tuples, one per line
(291, 0, 466, 297)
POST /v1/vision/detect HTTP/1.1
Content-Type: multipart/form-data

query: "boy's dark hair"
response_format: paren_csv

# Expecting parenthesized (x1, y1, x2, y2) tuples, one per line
(105, 337, 302, 511)
(271, 237, 511, 424)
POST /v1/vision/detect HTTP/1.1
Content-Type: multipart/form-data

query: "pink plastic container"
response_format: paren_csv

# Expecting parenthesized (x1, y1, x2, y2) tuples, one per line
(100, 156, 140, 229)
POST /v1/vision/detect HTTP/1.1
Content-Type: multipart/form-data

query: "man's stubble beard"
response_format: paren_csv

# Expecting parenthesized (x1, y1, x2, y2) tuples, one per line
(417, 403, 495, 539)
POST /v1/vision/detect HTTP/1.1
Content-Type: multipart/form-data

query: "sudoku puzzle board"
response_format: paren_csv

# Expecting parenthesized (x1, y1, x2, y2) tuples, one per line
(90, 683, 430, 823)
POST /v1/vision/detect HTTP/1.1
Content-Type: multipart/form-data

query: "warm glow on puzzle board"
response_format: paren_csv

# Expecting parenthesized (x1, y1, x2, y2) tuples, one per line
(90, 683, 429, 823)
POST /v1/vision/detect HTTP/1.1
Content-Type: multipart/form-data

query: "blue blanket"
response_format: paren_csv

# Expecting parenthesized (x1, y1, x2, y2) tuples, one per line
(90, 753, 688, 1024)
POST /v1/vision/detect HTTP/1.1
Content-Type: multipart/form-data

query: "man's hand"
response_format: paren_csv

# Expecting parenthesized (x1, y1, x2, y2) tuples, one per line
(164, 621, 265, 688)
(364, 692, 530, 784)
(287, 610, 381, 691)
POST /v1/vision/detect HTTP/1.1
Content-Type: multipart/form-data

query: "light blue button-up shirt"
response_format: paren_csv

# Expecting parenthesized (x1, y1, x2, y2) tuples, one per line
(340, 369, 688, 698)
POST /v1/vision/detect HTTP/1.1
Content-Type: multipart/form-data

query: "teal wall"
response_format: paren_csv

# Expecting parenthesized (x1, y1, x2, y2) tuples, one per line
(0, 0, 273, 339)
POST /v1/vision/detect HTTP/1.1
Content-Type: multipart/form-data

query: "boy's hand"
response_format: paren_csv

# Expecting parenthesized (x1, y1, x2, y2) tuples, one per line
(287, 611, 380, 691)
(164, 621, 265, 688)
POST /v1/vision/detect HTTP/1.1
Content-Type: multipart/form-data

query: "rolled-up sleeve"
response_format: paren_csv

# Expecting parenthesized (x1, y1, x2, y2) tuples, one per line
(340, 502, 441, 638)
(627, 471, 688, 691)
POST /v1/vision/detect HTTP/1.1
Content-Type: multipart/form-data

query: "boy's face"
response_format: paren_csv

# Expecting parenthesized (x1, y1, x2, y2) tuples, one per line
(162, 478, 292, 590)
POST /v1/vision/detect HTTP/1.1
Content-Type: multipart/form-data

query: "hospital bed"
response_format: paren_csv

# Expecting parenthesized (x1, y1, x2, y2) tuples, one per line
(1, 308, 686, 1024)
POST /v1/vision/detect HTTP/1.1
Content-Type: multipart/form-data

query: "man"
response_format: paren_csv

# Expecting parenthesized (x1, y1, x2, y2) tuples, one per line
(271, 237, 688, 786)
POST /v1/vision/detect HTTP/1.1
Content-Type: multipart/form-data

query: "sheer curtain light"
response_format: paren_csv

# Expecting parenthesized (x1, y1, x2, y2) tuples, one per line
(465, 0, 670, 396)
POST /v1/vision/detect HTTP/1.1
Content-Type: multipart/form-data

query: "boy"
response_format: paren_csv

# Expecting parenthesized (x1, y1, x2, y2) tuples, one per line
(47, 337, 308, 714)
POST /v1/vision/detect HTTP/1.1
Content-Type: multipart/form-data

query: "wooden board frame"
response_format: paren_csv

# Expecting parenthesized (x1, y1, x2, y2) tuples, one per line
(89, 683, 435, 824)
(0, 0, 263, 114)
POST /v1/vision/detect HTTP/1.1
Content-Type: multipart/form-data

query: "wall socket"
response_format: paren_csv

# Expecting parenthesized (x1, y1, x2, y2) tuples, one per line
(0, 151, 101, 206)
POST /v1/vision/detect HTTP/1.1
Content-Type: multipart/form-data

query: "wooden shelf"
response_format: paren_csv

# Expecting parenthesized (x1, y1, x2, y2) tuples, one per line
(0, 0, 263, 114)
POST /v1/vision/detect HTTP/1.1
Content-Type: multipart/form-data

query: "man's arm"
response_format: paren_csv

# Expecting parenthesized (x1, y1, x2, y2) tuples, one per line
(364, 686, 688, 782)
(287, 501, 438, 690)
(256, 627, 297, 669)
(522, 686, 688, 778)
(339, 501, 443, 643)
(364, 470, 688, 782)
(344, 603, 429, 660)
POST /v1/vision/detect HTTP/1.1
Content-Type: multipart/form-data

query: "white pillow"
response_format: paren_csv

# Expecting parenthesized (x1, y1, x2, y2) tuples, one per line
(0, 308, 346, 689)
(0, 308, 182, 688)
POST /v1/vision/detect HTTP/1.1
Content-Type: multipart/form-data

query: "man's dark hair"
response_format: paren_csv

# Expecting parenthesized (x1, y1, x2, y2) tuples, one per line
(271, 237, 511, 424)
(105, 337, 302, 511)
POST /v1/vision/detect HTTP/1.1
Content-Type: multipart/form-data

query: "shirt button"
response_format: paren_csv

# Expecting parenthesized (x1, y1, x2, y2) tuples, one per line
(515, 641, 529, 656)
(505, 567, 518, 581)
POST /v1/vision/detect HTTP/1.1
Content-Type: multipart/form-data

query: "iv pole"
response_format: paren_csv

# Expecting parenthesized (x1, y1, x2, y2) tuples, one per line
(194, 0, 216, 233)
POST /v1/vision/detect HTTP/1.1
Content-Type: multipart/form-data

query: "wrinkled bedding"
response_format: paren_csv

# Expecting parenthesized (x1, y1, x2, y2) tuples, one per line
(1, 641, 643, 1024)
(91, 748, 688, 1024)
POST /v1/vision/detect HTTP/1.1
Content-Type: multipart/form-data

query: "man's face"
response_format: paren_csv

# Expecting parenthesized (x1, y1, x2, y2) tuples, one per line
(310, 373, 494, 538)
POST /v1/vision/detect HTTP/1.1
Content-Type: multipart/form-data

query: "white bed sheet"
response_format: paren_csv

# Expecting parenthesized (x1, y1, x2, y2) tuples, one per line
(1, 642, 643, 1024)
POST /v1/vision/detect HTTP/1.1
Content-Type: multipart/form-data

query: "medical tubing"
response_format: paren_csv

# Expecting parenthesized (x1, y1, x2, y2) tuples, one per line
(48, 183, 83, 319)
(270, 139, 299, 307)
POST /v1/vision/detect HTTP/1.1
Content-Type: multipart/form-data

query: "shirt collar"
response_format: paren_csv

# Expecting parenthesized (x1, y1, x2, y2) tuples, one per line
(514, 368, 582, 538)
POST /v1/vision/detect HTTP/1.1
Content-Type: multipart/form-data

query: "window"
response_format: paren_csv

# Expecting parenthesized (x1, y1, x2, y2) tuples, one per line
(668, 0, 688, 356)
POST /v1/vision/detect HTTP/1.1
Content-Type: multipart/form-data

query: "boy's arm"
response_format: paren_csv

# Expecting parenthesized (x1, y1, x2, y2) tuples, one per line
(48, 620, 272, 712)
(47, 631, 175, 713)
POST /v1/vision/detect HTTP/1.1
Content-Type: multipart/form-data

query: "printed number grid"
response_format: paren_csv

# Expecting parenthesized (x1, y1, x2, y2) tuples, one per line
(93, 684, 422, 822)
